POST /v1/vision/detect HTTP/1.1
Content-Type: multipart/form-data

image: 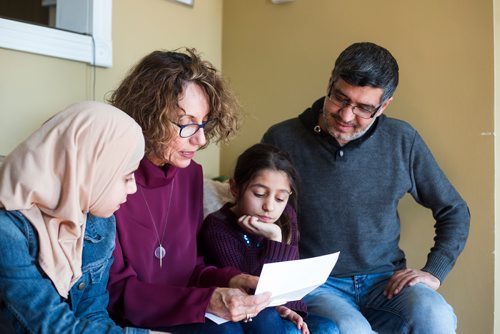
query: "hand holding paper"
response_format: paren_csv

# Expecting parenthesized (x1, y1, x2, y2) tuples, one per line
(206, 252, 340, 324)
(254, 252, 340, 306)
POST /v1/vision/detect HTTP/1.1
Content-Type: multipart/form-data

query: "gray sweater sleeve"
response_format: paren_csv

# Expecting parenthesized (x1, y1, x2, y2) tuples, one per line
(407, 132, 470, 282)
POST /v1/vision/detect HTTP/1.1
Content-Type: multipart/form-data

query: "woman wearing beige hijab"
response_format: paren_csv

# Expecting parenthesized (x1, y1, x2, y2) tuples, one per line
(0, 101, 144, 333)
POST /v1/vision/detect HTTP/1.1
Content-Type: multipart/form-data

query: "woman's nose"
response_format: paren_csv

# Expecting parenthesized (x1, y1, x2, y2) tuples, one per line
(191, 128, 207, 146)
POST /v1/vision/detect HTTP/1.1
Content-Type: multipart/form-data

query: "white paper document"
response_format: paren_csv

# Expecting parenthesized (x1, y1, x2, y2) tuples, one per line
(205, 252, 340, 324)
(254, 251, 340, 306)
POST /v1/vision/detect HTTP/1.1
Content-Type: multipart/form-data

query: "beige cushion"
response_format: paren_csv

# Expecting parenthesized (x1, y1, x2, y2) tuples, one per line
(203, 178, 233, 218)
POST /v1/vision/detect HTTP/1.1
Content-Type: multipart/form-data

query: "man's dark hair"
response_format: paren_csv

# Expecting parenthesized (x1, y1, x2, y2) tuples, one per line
(329, 42, 399, 102)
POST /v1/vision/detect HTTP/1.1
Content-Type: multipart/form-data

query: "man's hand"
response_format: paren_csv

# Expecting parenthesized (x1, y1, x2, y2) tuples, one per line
(276, 306, 309, 334)
(237, 215, 282, 242)
(207, 287, 271, 322)
(384, 268, 441, 299)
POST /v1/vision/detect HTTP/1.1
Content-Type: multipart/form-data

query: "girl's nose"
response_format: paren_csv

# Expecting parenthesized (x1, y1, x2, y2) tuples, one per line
(128, 180, 137, 195)
(263, 198, 274, 212)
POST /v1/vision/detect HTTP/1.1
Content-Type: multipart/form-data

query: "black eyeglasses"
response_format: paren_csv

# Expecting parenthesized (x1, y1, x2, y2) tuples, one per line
(172, 119, 216, 138)
(326, 90, 383, 119)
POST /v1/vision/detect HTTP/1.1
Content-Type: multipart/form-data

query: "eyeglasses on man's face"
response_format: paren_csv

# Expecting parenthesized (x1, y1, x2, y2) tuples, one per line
(326, 89, 383, 119)
(172, 118, 216, 138)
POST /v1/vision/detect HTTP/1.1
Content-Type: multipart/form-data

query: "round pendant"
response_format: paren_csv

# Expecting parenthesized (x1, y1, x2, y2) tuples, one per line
(154, 245, 166, 260)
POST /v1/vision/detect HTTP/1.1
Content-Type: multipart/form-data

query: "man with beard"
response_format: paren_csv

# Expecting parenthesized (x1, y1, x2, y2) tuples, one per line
(262, 42, 470, 334)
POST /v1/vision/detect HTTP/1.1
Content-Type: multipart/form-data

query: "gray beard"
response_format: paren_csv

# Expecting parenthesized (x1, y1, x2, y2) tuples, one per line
(326, 117, 377, 146)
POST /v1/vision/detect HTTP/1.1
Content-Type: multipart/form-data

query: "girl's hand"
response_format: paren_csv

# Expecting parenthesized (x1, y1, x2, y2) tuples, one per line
(238, 215, 282, 242)
(276, 306, 309, 334)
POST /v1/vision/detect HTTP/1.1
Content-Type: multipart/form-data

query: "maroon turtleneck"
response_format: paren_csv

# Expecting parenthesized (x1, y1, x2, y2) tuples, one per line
(107, 158, 240, 328)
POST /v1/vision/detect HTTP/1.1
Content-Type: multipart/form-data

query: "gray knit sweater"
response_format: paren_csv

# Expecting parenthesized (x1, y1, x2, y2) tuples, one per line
(262, 97, 470, 283)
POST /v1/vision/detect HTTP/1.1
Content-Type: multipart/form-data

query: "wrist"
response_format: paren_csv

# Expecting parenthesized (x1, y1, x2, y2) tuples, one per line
(207, 288, 221, 313)
(270, 234, 282, 242)
(265, 230, 282, 242)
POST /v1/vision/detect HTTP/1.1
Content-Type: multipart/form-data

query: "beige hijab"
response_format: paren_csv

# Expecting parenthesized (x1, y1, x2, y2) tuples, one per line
(0, 101, 144, 298)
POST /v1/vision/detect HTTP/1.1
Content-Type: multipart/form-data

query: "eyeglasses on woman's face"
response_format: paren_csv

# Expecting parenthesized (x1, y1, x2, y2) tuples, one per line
(171, 118, 216, 138)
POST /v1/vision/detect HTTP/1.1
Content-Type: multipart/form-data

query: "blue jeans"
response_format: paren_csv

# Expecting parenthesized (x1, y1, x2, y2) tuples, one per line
(130, 307, 288, 334)
(284, 313, 339, 334)
(240, 307, 288, 333)
(303, 272, 456, 334)
(126, 307, 339, 334)
(150, 307, 339, 334)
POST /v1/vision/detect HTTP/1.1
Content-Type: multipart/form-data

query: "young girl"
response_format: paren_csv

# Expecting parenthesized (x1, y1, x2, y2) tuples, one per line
(200, 143, 338, 334)
(0, 101, 144, 333)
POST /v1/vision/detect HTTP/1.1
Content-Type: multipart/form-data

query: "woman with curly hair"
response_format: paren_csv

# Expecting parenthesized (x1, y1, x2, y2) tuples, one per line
(107, 49, 282, 334)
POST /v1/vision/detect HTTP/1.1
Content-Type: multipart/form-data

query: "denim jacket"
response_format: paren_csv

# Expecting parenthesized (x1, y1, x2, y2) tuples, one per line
(0, 209, 123, 333)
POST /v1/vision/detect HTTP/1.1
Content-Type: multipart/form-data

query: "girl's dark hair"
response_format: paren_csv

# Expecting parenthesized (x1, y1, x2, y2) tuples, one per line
(233, 143, 299, 243)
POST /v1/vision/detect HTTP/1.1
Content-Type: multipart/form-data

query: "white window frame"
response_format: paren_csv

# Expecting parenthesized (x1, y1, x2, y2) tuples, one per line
(0, 0, 112, 67)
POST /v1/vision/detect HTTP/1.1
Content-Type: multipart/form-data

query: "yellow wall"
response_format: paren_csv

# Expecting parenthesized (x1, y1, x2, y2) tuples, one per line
(0, 0, 223, 177)
(221, 1, 493, 333)
(495, 0, 500, 331)
(0, 1, 495, 333)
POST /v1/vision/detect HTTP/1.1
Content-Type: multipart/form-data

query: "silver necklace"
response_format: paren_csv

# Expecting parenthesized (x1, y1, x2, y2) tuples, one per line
(139, 179, 174, 268)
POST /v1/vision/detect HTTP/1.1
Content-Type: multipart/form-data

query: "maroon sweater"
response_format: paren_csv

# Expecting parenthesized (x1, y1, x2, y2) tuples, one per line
(200, 202, 307, 315)
(107, 158, 240, 329)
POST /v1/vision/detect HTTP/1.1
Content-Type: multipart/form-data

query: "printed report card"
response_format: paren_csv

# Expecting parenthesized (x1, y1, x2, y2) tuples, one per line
(206, 252, 340, 324)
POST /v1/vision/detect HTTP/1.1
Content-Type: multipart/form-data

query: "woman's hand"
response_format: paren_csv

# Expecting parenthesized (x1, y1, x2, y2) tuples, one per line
(238, 215, 282, 242)
(228, 273, 258, 292)
(276, 306, 309, 334)
(207, 287, 271, 322)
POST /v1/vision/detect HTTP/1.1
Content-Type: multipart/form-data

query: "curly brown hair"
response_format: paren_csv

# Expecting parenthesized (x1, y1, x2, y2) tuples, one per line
(108, 48, 241, 159)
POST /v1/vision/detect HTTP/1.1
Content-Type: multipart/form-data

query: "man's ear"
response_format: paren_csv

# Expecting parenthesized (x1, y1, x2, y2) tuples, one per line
(229, 178, 239, 199)
(376, 96, 394, 117)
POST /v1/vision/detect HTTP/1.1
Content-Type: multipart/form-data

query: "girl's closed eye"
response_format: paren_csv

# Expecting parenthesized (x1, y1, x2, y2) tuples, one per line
(125, 173, 136, 183)
(253, 191, 266, 198)
(275, 190, 292, 203)
(276, 197, 286, 203)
